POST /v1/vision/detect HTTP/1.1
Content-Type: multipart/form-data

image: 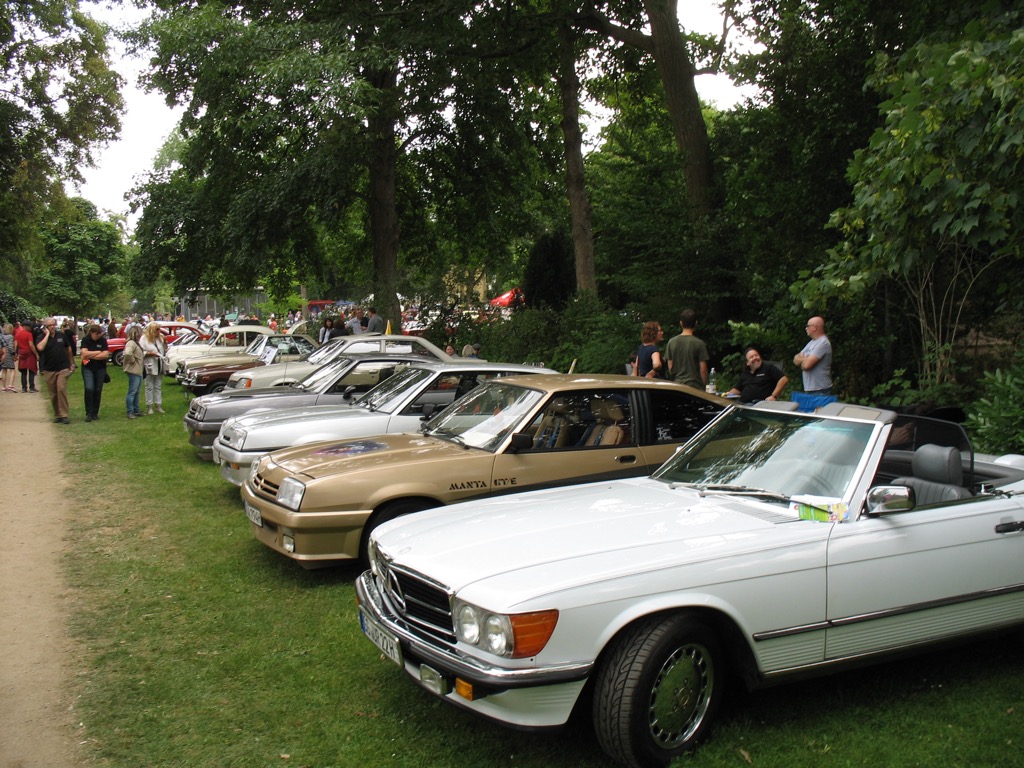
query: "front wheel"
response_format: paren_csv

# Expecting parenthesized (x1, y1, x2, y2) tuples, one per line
(113, 350, 125, 366)
(207, 381, 226, 395)
(593, 614, 723, 768)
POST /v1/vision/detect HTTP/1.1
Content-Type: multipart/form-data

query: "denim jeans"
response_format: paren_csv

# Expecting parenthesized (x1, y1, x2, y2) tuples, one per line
(126, 373, 143, 415)
(81, 364, 105, 418)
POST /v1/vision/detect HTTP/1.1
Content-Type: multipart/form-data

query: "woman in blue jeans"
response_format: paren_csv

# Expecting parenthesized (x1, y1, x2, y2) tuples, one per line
(79, 324, 110, 421)
(122, 325, 145, 419)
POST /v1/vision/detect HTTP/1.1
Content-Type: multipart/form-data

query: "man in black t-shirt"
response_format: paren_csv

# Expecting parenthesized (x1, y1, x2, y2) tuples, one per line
(35, 317, 75, 424)
(726, 346, 789, 404)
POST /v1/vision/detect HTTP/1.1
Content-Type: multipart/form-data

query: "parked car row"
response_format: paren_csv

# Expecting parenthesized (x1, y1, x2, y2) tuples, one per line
(170, 344, 1024, 768)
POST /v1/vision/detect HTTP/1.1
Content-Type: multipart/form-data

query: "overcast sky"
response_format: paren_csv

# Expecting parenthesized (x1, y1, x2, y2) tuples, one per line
(73, 1, 757, 225)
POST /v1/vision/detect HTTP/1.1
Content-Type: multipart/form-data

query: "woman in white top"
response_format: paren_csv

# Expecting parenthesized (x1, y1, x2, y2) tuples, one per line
(139, 323, 167, 414)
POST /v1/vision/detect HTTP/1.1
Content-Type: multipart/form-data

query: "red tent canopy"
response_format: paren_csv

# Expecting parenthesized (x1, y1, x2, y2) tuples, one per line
(489, 288, 523, 307)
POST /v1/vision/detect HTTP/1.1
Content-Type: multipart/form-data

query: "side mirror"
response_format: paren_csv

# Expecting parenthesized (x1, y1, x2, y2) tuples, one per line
(343, 385, 357, 400)
(418, 403, 436, 420)
(865, 485, 915, 516)
(507, 433, 533, 454)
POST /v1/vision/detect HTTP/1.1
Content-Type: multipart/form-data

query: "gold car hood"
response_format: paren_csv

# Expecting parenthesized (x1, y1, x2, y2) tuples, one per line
(268, 433, 469, 480)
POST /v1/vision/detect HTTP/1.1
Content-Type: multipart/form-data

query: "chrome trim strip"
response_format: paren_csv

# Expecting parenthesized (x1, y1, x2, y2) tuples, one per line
(753, 582, 1024, 642)
(356, 571, 593, 688)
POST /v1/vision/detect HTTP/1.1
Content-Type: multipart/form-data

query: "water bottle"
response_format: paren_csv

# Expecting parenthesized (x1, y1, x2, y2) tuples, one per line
(706, 367, 717, 394)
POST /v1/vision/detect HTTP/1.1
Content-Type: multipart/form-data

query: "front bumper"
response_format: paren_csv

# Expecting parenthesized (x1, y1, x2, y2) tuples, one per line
(355, 570, 590, 729)
(212, 442, 264, 486)
(183, 417, 220, 458)
(241, 484, 372, 564)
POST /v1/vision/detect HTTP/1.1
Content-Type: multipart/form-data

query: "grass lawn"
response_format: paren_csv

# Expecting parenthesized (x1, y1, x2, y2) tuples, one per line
(61, 369, 1023, 767)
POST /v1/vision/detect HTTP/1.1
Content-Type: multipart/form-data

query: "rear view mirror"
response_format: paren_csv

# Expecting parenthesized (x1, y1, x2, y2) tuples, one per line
(865, 485, 915, 516)
(507, 433, 533, 454)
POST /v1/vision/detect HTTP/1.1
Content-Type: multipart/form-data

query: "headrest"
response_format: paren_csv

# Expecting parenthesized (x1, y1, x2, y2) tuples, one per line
(591, 398, 624, 422)
(912, 444, 963, 485)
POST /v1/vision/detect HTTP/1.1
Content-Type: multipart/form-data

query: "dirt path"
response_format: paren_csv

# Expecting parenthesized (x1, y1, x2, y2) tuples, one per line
(0, 387, 82, 768)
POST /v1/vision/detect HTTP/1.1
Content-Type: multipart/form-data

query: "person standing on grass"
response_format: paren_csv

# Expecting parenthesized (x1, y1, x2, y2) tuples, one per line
(15, 319, 39, 392)
(122, 325, 145, 419)
(35, 317, 74, 424)
(1, 323, 17, 391)
(140, 322, 166, 415)
(79, 324, 110, 421)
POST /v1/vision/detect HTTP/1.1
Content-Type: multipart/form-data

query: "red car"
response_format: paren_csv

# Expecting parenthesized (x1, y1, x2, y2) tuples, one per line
(106, 322, 209, 366)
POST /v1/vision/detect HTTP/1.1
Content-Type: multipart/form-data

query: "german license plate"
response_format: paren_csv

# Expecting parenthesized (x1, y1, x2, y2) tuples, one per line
(360, 607, 402, 666)
(244, 501, 263, 527)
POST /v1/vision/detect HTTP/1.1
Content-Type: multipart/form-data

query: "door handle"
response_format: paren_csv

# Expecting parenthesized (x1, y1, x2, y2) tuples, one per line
(995, 521, 1024, 534)
(614, 454, 637, 464)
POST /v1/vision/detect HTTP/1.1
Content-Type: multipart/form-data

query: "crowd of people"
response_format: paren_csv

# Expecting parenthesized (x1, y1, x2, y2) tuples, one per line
(3, 303, 834, 425)
(630, 308, 833, 405)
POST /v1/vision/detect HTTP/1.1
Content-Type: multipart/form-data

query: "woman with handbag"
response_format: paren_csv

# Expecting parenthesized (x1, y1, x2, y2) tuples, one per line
(79, 324, 110, 421)
(140, 322, 166, 415)
(123, 325, 145, 419)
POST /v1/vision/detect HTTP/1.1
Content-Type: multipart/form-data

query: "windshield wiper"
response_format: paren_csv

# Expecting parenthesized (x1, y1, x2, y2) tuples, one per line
(669, 483, 835, 517)
(430, 427, 469, 449)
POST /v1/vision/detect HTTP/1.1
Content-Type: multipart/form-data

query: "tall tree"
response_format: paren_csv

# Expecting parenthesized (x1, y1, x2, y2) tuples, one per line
(575, 0, 724, 216)
(133, 0, 561, 326)
(0, 0, 123, 287)
(35, 197, 125, 317)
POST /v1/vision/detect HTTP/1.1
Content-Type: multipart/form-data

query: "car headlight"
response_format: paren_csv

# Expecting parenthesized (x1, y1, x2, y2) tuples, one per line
(276, 476, 305, 510)
(194, 405, 207, 421)
(453, 599, 558, 659)
(248, 457, 262, 485)
(238, 377, 253, 389)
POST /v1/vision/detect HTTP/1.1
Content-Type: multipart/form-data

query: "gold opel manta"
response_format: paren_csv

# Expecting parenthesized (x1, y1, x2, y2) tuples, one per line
(241, 374, 725, 567)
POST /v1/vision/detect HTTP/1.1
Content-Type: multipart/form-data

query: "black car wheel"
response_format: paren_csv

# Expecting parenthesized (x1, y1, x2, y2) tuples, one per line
(594, 614, 723, 768)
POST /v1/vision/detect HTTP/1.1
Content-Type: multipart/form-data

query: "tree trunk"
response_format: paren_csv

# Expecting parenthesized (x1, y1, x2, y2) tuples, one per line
(641, 0, 714, 217)
(365, 65, 403, 332)
(556, 22, 597, 295)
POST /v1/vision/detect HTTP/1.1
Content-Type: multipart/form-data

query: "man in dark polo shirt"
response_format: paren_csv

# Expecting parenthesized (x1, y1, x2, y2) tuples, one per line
(35, 317, 75, 424)
(726, 345, 788, 404)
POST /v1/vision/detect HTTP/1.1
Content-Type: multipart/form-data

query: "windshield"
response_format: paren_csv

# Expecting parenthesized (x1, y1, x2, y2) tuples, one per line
(297, 357, 353, 390)
(245, 336, 267, 355)
(357, 365, 424, 412)
(654, 409, 876, 513)
(425, 380, 544, 452)
(307, 340, 345, 364)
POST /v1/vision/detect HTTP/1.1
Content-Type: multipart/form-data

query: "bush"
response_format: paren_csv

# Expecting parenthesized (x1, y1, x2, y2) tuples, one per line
(966, 351, 1024, 454)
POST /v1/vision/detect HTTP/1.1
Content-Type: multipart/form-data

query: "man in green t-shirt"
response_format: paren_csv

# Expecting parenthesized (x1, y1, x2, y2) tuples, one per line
(664, 308, 709, 390)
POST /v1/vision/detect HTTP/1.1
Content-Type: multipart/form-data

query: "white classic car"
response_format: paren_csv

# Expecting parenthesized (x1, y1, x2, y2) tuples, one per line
(356, 402, 1024, 768)
(213, 360, 556, 485)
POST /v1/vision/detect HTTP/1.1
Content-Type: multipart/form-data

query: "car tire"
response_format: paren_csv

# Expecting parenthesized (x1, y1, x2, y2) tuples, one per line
(207, 381, 226, 394)
(593, 614, 723, 768)
(360, 499, 437, 562)
(112, 350, 124, 366)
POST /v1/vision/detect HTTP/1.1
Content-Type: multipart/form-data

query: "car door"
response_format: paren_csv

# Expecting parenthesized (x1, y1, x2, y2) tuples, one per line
(824, 492, 1024, 660)
(487, 388, 649, 492)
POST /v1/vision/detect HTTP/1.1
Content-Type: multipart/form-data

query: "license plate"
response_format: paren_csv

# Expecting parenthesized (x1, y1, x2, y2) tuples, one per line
(244, 501, 263, 527)
(360, 607, 403, 667)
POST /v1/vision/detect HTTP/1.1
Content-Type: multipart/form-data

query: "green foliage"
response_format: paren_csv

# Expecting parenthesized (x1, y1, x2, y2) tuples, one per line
(34, 197, 126, 317)
(798, 10, 1024, 387)
(967, 350, 1024, 454)
(0, 290, 44, 325)
(0, 0, 123, 268)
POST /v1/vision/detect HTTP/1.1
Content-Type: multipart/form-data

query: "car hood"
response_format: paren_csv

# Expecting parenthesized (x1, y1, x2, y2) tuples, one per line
(269, 433, 470, 480)
(372, 478, 817, 605)
(201, 386, 312, 407)
(232, 403, 364, 430)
